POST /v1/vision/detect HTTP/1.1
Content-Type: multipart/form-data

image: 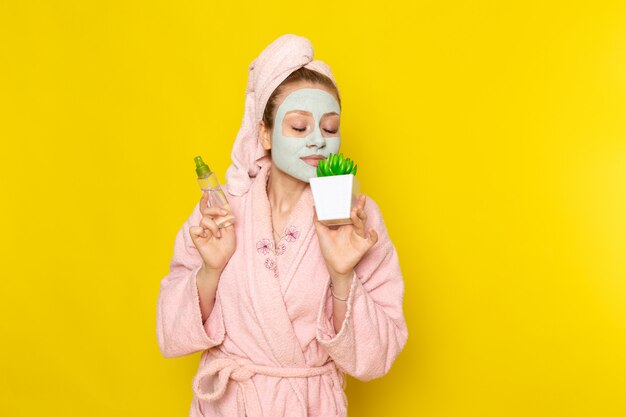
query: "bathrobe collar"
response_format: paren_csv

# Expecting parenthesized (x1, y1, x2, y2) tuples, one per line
(242, 160, 316, 367)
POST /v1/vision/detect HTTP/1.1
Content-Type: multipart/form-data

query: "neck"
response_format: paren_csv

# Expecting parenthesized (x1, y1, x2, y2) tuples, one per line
(266, 163, 307, 216)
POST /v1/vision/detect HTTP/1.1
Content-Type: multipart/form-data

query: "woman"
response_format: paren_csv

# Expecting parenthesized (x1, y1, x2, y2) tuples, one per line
(156, 34, 408, 417)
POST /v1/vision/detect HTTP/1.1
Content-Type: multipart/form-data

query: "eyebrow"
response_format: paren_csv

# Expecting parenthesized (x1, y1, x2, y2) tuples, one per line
(286, 110, 339, 117)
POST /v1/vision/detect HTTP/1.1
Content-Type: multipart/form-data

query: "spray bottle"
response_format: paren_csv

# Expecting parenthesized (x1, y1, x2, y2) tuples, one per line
(194, 156, 235, 228)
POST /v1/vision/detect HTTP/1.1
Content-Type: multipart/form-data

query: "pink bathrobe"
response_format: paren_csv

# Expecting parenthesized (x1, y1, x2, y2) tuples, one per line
(156, 161, 408, 417)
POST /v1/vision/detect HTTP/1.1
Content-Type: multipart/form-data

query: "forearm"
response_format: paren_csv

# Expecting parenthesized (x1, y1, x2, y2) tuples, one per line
(196, 264, 221, 323)
(330, 270, 354, 333)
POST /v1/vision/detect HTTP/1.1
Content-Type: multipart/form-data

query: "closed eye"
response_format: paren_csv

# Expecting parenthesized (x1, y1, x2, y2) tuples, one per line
(292, 127, 338, 134)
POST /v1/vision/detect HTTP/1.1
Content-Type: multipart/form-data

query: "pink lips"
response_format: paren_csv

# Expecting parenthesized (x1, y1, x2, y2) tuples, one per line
(300, 155, 325, 167)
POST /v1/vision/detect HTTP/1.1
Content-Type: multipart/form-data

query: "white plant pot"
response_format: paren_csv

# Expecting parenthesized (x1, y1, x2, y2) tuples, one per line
(310, 174, 360, 226)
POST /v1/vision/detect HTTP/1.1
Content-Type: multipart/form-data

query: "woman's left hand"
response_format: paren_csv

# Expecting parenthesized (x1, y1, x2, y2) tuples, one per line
(313, 194, 379, 281)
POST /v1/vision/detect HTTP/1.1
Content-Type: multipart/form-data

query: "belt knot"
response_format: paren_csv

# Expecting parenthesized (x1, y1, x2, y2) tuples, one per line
(192, 352, 337, 417)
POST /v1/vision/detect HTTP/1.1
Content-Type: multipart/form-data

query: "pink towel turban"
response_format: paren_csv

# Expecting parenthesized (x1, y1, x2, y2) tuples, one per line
(224, 34, 339, 196)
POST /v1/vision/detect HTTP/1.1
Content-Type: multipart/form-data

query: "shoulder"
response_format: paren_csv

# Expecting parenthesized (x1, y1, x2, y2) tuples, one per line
(224, 184, 245, 216)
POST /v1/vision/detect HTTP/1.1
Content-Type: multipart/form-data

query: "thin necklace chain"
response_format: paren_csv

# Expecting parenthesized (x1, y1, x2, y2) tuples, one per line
(267, 174, 280, 242)
(272, 227, 284, 242)
(266, 171, 292, 245)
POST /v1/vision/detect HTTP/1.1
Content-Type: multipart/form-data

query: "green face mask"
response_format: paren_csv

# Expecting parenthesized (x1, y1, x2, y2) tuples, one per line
(271, 88, 341, 182)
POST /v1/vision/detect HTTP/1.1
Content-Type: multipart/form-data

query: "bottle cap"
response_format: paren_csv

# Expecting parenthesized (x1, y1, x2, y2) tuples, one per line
(194, 156, 211, 177)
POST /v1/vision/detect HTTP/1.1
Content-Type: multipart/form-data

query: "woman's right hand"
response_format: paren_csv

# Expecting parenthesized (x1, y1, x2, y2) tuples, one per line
(189, 191, 236, 274)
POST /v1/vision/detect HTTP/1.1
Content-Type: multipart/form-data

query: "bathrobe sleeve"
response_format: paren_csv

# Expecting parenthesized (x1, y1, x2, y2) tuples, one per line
(315, 196, 408, 381)
(156, 202, 226, 358)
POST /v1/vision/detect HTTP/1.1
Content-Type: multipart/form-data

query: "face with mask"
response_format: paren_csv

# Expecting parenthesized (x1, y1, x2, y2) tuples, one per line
(266, 86, 341, 183)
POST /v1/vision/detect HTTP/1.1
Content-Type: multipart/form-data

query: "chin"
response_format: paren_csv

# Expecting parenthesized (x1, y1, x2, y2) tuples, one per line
(294, 172, 314, 183)
(301, 165, 317, 183)
(287, 163, 316, 183)
(275, 160, 317, 183)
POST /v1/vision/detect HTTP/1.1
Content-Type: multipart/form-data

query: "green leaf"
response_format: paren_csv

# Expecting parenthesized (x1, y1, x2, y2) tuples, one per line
(346, 159, 354, 173)
(318, 153, 359, 176)
(322, 160, 332, 176)
(340, 158, 349, 174)
(332, 153, 341, 172)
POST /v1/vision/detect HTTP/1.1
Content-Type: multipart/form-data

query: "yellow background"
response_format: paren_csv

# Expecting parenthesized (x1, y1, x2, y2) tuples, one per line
(1, 1, 625, 416)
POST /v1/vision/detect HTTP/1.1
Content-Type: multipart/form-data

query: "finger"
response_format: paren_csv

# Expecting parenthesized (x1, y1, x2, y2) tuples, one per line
(350, 207, 366, 237)
(357, 206, 368, 223)
(313, 205, 320, 223)
(200, 191, 209, 212)
(368, 227, 379, 247)
(357, 194, 366, 211)
(312, 206, 329, 232)
(189, 225, 208, 240)
(312, 206, 322, 227)
(200, 216, 221, 238)
(221, 222, 236, 236)
(202, 206, 229, 217)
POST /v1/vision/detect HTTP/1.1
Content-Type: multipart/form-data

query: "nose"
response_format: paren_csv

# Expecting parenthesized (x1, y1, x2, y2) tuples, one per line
(306, 126, 326, 148)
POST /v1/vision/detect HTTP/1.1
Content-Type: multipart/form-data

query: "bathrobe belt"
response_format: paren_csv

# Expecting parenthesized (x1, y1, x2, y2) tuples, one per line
(192, 349, 339, 417)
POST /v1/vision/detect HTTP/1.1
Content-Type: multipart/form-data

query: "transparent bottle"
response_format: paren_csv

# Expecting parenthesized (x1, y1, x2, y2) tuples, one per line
(194, 156, 235, 228)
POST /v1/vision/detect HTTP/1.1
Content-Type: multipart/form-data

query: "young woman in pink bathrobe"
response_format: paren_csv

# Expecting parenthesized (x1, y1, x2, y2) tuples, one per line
(156, 34, 408, 417)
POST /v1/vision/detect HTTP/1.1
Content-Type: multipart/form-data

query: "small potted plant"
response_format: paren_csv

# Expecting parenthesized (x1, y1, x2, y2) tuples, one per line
(310, 152, 360, 226)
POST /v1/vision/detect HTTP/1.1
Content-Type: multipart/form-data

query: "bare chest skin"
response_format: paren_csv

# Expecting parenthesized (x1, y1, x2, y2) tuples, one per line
(270, 207, 291, 247)
(265, 172, 306, 247)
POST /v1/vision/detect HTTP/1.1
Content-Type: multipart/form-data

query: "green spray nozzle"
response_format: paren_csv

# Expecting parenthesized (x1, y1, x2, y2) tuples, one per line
(194, 156, 211, 177)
